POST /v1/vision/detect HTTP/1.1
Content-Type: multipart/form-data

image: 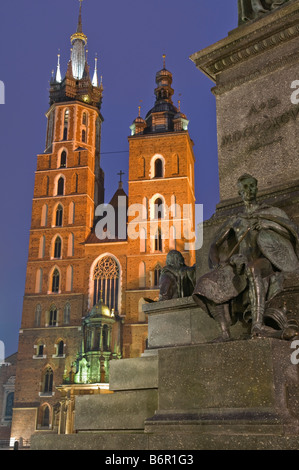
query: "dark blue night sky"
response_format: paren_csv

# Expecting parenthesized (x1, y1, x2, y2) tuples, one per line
(0, 0, 237, 356)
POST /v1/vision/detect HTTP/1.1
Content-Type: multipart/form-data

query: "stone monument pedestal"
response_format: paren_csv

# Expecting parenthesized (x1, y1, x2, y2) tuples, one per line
(30, 298, 299, 450)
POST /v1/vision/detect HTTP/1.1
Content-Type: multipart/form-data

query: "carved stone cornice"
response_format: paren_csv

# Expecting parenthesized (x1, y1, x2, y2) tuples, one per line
(190, 0, 299, 84)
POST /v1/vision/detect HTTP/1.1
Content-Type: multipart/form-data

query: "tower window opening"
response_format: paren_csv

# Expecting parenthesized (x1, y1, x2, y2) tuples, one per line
(154, 158, 163, 178)
(93, 256, 120, 311)
(57, 177, 64, 196)
(60, 151, 67, 168)
(154, 198, 164, 219)
(82, 129, 86, 143)
(154, 228, 163, 252)
(55, 205, 63, 227)
(54, 237, 62, 259)
(43, 368, 53, 394)
(51, 270, 60, 294)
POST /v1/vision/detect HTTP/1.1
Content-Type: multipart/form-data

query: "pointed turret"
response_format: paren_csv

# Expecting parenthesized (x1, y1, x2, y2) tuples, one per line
(49, 0, 103, 110)
(92, 56, 99, 87)
(55, 53, 62, 83)
(71, 0, 88, 80)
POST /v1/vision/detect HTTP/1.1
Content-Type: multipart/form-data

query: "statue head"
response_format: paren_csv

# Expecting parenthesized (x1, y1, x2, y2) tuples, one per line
(237, 173, 258, 203)
(166, 250, 185, 269)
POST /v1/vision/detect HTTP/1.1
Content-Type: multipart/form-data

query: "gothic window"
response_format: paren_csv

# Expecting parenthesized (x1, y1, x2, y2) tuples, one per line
(53, 236, 62, 259)
(67, 233, 74, 257)
(57, 177, 65, 196)
(4, 392, 14, 419)
(41, 204, 48, 227)
(37, 342, 44, 357)
(139, 262, 146, 288)
(66, 265, 73, 292)
(35, 304, 42, 327)
(82, 129, 86, 143)
(39, 236, 45, 259)
(49, 306, 58, 326)
(68, 202, 75, 224)
(140, 228, 146, 253)
(154, 198, 164, 219)
(35, 268, 43, 294)
(63, 302, 71, 325)
(51, 269, 60, 294)
(56, 340, 64, 357)
(63, 109, 69, 140)
(42, 367, 53, 394)
(82, 112, 87, 125)
(41, 405, 50, 427)
(60, 151, 67, 168)
(93, 256, 120, 311)
(154, 264, 162, 287)
(55, 205, 63, 227)
(154, 229, 162, 252)
(154, 158, 163, 178)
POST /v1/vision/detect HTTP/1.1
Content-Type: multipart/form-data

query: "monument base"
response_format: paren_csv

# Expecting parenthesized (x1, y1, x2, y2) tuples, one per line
(30, 335, 299, 450)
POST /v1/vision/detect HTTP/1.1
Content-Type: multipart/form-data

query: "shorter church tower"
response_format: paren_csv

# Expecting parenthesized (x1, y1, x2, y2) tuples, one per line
(124, 56, 196, 358)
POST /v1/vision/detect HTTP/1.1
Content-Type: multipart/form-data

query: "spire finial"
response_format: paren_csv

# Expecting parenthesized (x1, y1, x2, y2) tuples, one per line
(77, 0, 83, 33)
(92, 54, 98, 87)
(163, 54, 166, 69)
(138, 100, 142, 117)
(117, 170, 125, 189)
(56, 51, 62, 83)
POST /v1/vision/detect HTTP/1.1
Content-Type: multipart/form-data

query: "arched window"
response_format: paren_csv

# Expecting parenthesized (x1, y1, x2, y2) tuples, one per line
(154, 158, 163, 178)
(67, 233, 74, 257)
(154, 198, 164, 219)
(56, 340, 64, 357)
(140, 228, 146, 253)
(51, 269, 60, 293)
(41, 204, 48, 227)
(36, 341, 44, 357)
(139, 261, 146, 288)
(39, 236, 45, 259)
(42, 368, 53, 394)
(82, 129, 86, 143)
(41, 405, 50, 427)
(57, 177, 64, 196)
(63, 302, 71, 325)
(55, 205, 63, 227)
(60, 151, 67, 168)
(35, 304, 42, 327)
(66, 265, 73, 292)
(63, 109, 69, 140)
(68, 202, 75, 224)
(4, 392, 14, 419)
(154, 264, 162, 287)
(35, 268, 43, 294)
(154, 229, 162, 252)
(82, 112, 87, 125)
(49, 305, 58, 326)
(92, 256, 120, 311)
(53, 236, 62, 259)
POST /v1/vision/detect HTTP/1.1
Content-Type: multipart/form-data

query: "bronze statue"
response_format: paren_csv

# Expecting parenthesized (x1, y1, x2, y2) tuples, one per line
(159, 250, 196, 301)
(238, 0, 289, 24)
(193, 174, 299, 341)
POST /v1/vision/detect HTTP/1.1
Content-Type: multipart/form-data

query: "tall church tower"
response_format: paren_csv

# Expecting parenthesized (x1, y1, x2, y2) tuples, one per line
(124, 56, 196, 358)
(11, 3, 104, 444)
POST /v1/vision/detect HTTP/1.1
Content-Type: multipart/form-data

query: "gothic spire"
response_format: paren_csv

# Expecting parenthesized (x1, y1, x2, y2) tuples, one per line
(70, 0, 88, 80)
